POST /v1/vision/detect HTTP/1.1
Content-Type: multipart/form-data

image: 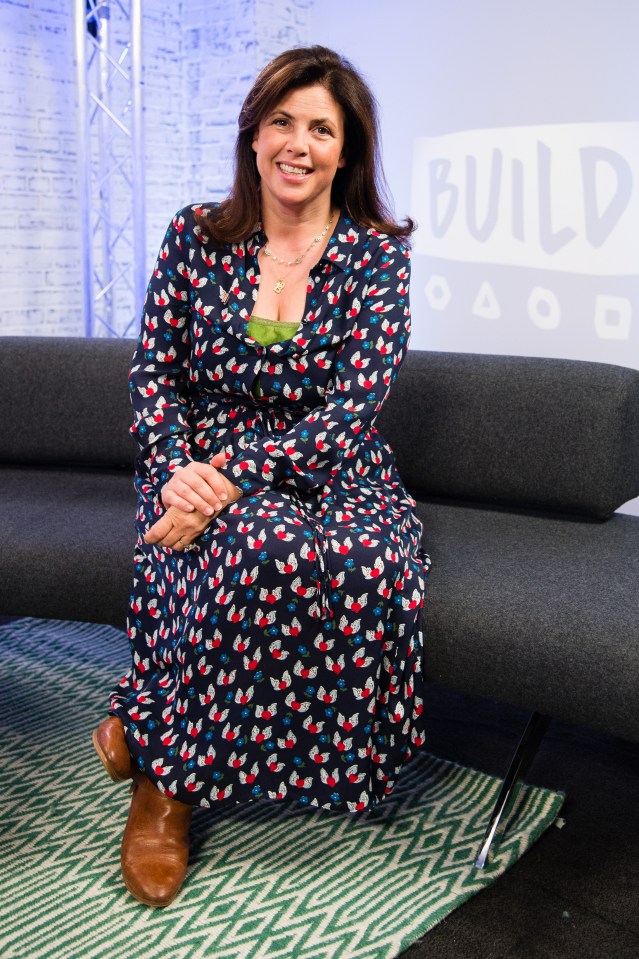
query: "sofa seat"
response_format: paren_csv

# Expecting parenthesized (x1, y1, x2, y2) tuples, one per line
(417, 498, 639, 742)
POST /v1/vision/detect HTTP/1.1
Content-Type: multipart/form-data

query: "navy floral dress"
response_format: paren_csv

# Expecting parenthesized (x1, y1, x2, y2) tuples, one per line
(110, 204, 430, 813)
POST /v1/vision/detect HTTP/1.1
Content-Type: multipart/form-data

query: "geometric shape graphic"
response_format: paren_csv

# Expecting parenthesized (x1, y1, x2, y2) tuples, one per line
(472, 280, 502, 320)
(528, 285, 561, 330)
(594, 294, 632, 341)
(0, 619, 563, 959)
(425, 275, 452, 311)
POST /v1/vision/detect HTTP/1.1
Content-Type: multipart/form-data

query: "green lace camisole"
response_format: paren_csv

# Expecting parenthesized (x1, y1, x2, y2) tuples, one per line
(247, 315, 300, 396)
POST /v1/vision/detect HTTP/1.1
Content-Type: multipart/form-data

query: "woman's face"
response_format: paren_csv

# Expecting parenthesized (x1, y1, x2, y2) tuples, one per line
(252, 83, 346, 216)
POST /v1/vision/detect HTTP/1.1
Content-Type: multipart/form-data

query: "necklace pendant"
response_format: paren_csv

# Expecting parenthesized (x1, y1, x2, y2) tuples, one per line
(274, 279, 285, 294)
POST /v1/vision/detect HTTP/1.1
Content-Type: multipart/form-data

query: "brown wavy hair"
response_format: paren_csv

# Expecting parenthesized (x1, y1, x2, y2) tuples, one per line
(194, 45, 415, 245)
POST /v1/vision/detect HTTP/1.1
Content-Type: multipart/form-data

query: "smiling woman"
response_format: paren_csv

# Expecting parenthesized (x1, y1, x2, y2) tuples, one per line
(92, 44, 428, 910)
(199, 45, 414, 245)
(249, 85, 347, 320)
(251, 86, 346, 218)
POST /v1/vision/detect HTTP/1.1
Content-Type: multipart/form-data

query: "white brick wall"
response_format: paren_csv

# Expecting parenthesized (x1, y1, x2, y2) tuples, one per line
(0, 0, 310, 338)
(183, 0, 257, 204)
(142, 1, 188, 279)
(255, 0, 311, 65)
(0, 0, 83, 336)
(184, 0, 310, 203)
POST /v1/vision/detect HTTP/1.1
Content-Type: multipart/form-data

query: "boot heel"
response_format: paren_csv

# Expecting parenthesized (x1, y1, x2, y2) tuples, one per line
(92, 717, 136, 782)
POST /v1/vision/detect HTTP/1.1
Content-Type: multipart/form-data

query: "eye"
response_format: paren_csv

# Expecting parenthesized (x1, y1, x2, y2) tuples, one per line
(272, 117, 288, 127)
(315, 126, 332, 136)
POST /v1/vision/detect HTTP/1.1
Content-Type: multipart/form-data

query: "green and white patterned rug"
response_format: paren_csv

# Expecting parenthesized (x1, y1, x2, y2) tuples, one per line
(0, 618, 563, 959)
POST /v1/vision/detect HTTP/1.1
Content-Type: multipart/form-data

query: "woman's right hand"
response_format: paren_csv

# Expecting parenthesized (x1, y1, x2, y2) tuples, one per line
(161, 452, 237, 515)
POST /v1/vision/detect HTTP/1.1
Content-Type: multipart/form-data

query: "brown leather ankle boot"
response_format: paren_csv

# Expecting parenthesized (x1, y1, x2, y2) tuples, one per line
(92, 716, 136, 782)
(120, 773, 192, 907)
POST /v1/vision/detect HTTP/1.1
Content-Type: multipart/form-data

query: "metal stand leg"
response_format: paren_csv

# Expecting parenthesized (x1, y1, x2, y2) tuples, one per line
(475, 711, 551, 869)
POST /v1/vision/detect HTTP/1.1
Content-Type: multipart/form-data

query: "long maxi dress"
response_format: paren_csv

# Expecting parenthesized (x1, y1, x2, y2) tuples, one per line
(110, 204, 430, 813)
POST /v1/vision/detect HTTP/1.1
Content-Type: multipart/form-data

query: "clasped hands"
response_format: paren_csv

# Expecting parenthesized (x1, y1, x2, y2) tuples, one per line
(144, 452, 242, 552)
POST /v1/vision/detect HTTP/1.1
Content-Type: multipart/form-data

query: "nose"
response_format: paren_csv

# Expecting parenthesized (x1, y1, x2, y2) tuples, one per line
(286, 123, 309, 155)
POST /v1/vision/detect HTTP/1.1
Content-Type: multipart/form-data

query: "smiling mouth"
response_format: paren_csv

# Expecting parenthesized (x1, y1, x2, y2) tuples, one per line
(278, 163, 311, 177)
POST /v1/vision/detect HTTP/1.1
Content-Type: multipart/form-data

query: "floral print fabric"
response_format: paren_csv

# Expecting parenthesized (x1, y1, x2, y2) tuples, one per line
(110, 205, 430, 812)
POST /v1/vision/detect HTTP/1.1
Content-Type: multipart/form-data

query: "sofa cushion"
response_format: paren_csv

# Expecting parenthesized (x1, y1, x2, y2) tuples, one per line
(4, 339, 639, 518)
(0, 466, 135, 628)
(378, 351, 639, 519)
(416, 497, 639, 742)
(0, 336, 135, 468)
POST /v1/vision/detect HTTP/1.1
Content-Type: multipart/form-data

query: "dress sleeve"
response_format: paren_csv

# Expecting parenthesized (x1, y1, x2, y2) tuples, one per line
(225, 237, 411, 496)
(129, 209, 195, 490)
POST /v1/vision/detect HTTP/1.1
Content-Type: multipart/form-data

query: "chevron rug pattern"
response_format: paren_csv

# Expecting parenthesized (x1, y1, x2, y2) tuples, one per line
(0, 618, 563, 959)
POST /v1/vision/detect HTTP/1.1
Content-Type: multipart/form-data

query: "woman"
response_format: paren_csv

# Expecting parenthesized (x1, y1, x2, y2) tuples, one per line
(93, 44, 430, 907)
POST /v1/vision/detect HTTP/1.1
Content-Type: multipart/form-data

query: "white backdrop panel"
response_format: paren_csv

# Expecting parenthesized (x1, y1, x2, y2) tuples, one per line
(310, 0, 639, 513)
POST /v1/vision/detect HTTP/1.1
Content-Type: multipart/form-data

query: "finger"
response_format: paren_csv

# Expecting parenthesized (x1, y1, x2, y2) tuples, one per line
(164, 526, 191, 550)
(171, 524, 206, 551)
(188, 461, 229, 497)
(175, 469, 227, 512)
(165, 506, 210, 542)
(144, 512, 174, 545)
(220, 475, 242, 503)
(210, 451, 227, 469)
(184, 460, 226, 483)
(163, 479, 218, 515)
(199, 466, 231, 505)
(161, 487, 196, 512)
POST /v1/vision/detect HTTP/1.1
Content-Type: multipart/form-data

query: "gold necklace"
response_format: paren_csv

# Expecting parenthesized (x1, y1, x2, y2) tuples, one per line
(264, 213, 334, 294)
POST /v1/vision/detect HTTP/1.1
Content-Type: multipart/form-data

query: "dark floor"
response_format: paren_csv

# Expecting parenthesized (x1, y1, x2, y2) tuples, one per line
(410, 684, 639, 959)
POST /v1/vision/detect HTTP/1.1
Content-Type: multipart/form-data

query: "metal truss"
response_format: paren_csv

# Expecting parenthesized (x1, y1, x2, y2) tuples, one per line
(74, 0, 145, 337)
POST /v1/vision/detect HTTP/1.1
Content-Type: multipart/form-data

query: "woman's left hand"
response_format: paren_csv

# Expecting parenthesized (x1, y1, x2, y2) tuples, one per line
(143, 504, 212, 551)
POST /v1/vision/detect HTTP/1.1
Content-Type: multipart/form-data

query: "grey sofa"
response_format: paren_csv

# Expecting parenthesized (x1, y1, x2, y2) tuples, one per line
(2, 335, 639, 759)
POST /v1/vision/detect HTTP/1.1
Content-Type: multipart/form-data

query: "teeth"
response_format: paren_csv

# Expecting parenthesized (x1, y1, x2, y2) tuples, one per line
(279, 163, 309, 176)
